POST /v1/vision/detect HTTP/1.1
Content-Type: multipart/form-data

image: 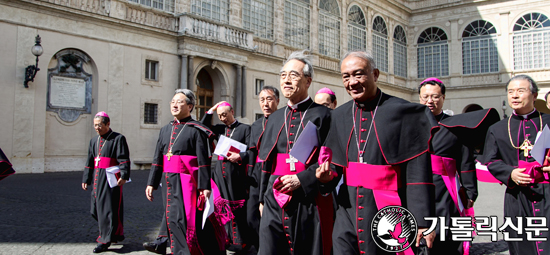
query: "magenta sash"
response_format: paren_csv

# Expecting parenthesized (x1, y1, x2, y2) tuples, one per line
(97, 157, 118, 169)
(476, 166, 500, 183)
(345, 162, 401, 210)
(431, 155, 476, 255)
(163, 155, 227, 255)
(346, 162, 413, 255)
(272, 154, 307, 208)
(431, 155, 474, 217)
(272, 153, 306, 175)
(518, 160, 550, 184)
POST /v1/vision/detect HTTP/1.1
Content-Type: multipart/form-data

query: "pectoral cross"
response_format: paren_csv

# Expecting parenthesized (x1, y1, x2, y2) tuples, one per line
(286, 155, 298, 172)
(166, 149, 173, 161)
(94, 156, 101, 167)
(520, 139, 533, 158)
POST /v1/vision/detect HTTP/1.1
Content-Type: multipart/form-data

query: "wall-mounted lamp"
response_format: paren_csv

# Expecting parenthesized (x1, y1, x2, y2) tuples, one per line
(24, 35, 43, 88)
(502, 100, 507, 119)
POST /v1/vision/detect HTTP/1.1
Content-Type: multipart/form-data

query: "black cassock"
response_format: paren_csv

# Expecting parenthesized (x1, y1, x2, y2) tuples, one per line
(83, 129, 130, 244)
(430, 109, 499, 254)
(201, 114, 251, 246)
(0, 147, 15, 181)
(480, 110, 550, 255)
(326, 91, 439, 254)
(147, 117, 225, 255)
(246, 116, 269, 249)
(258, 97, 332, 255)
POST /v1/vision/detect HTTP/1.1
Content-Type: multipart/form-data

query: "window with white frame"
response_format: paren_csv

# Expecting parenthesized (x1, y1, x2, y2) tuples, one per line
(417, 27, 449, 78)
(243, 0, 274, 39)
(255, 79, 265, 95)
(372, 16, 388, 72)
(128, 0, 175, 12)
(393, 25, 407, 78)
(191, 0, 229, 24)
(318, 0, 340, 59)
(347, 5, 366, 52)
(512, 12, 550, 70)
(462, 20, 498, 75)
(145, 60, 159, 81)
(284, 0, 310, 49)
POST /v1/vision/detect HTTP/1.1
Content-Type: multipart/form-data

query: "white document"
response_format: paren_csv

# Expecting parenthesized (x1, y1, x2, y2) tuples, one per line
(532, 125, 550, 165)
(289, 121, 319, 164)
(213, 135, 247, 159)
(105, 166, 131, 188)
(202, 195, 215, 229)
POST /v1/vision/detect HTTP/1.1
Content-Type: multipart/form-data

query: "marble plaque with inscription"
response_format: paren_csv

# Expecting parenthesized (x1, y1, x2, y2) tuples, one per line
(50, 76, 86, 108)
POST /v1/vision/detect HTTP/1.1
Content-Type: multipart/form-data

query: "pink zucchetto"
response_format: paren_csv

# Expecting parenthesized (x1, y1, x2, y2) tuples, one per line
(420, 77, 444, 85)
(316, 87, 335, 95)
(95, 111, 109, 118)
(218, 102, 232, 108)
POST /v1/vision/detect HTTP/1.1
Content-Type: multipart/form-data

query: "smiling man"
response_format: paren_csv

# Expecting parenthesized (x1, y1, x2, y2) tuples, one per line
(317, 51, 439, 254)
(201, 101, 252, 252)
(82, 111, 130, 253)
(257, 50, 332, 255)
(146, 89, 226, 255)
(480, 75, 550, 255)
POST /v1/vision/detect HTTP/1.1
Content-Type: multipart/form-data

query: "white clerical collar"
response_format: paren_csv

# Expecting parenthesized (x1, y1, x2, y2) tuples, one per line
(513, 108, 536, 119)
(227, 119, 237, 127)
(288, 96, 311, 110)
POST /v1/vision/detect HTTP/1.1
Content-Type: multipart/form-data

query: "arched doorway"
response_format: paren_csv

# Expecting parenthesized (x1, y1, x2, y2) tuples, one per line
(463, 104, 483, 113)
(194, 69, 214, 120)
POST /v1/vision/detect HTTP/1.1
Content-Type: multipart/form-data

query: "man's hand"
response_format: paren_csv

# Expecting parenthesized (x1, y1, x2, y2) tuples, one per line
(466, 199, 475, 209)
(82, 183, 88, 191)
(199, 189, 211, 199)
(259, 203, 264, 217)
(511, 168, 531, 186)
(273, 175, 301, 193)
(209, 101, 227, 113)
(117, 179, 127, 187)
(418, 227, 435, 248)
(227, 151, 241, 163)
(145, 186, 155, 202)
(316, 161, 336, 183)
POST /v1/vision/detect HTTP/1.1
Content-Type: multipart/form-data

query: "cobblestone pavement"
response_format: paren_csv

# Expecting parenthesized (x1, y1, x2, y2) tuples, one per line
(0, 171, 510, 255)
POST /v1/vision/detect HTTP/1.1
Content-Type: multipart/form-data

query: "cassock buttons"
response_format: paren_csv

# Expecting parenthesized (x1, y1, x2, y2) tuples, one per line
(292, 117, 296, 120)
(358, 229, 364, 233)
(360, 128, 366, 132)
(358, 217, 364, 221)
(359, 206, 364, 209)
(359, 240, 365, 244)
(358, 195, 363, 198)
(290, 124, 295, 128)
(361, 118, 367, 121)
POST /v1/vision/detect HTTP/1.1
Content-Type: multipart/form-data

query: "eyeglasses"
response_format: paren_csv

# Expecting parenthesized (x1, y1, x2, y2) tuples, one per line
(259, 96, 276, 103)
(420, 94, 443, 102)
(170, 100, 186, 105)
(280, 71, 303, 81)
(94, 124, 104, 128)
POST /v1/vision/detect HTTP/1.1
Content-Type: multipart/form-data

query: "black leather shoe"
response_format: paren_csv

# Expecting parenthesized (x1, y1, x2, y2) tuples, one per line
(93, 243, 111, 253)
(143, 241, 167, 254)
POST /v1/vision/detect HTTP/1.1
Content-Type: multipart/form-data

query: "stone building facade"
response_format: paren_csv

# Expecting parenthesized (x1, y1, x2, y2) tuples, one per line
(1, 0, 549, 173)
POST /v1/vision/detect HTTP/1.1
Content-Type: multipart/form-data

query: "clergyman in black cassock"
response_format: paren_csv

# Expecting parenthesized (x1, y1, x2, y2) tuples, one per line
(201, 101, 251, 250)
(258, 51, 332, 255)
(146, 89, 226, 255)
(479, 75, 550, 255)
(418, 77, 500, 255)
(82, 112, 130, 253)
(325, 52, 438, 255)
(247, 86, 280, 250)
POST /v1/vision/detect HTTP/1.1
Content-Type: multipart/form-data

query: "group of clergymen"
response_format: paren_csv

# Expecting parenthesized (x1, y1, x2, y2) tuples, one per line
(81, 49, 550, 255)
